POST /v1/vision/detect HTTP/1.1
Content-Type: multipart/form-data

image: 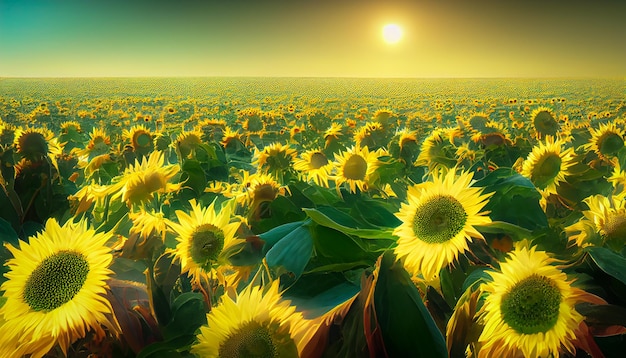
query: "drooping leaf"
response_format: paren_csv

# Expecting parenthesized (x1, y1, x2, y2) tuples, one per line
(586, 247, 626, 286)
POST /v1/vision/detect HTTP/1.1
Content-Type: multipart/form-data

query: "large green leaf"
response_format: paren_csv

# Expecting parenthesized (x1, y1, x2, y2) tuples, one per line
(265, 219, 314, 283)
(303, 207, 395, 239)
(586, 247, 626, 286)
(373, 251, 448, 358)
(0, 217, 18, 246)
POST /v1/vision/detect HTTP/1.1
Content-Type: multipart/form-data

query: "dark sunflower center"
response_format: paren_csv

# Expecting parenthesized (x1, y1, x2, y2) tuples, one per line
(531, 153, 562, 189)
(23, 250, 90, 312)
(189, 224, 225, 269)
(220, 321, 277, 358)
(343, 154, 367, 180)
(266, 151, 292, 170)
(598, 132, 624, 156)
(253, 184, 278, 202)
(309, 152, 329, 169)
(412, 195, 467, 244)
(603, 212, 626, 250)
(533, 110, 559, 136)
(500, 274, 562, 335)
(19, 132, 48, 158)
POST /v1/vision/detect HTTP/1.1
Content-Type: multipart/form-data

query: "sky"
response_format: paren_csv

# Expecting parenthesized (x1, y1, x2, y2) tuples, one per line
(0, 0, 624, 78)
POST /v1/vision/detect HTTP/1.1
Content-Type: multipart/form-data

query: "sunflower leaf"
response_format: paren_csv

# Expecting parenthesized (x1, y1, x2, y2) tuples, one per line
(586, 246, 626, 286)
(303, 207, 395, 239)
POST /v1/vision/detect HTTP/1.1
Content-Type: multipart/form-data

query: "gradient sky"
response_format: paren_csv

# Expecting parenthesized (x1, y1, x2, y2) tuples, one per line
(1, 0, 624, 78)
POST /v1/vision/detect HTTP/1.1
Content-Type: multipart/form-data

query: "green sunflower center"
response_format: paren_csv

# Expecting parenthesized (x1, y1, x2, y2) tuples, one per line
(310, 152, 329, 169)
(189, 224, 225, 269)
(500, 274, 562, 335)
(533, 110, 559, 136)
(134, 132, 153, 148)
(531, 153, 562, 189)
(598, 132, 624, 156)
(219, 320, 298, 358)
(23, 250, 90, 312)
(343, 154, 367, 180)
(412, 195, 467, 244)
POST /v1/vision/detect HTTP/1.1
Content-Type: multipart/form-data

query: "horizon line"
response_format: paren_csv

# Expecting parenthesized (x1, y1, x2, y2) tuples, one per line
(1, 75, 624, 80)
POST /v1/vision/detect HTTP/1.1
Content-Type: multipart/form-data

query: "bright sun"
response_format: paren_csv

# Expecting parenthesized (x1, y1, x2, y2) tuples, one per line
(382, 24, 403, 44)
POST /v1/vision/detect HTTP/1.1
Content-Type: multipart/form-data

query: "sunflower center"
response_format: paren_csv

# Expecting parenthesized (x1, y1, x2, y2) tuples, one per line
(134, 132, 153, 149)
(603, 212, 626, 249)
(500, 274, 562, 335)
(310, 152, 329, 169)
(253, 183, 278, 202)
(412, 195, 467, 244)
(598, 132, 624, 156)
(23, 250, 90, 312)
(19, 132, 48, 158)
(189, 224, 225, 269)
(343, 154, 367, 180)
(220, 321, 278, 358)
(531, 153, 562, 189)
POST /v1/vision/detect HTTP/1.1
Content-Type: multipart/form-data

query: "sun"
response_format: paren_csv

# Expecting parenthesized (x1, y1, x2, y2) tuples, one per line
(382, 23, 403, 44)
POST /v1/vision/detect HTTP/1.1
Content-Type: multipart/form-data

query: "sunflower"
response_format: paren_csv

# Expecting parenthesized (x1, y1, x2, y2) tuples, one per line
(220, 126, 246, 151)
(12, 126, 63, 171)
(332, 145, 381, 194)
(240, 108, 266, 134)
(77, 127, 111, 159)
(121, 209, 170, 258)
(393, 168, 493, 280)
(293, 148, 333, 187)
(415, 128, 457, 170)
(195, 118, 227, 143)
(0, 218, 118, 358)
(520, 136, 576, 195)
(166, 199, 243, 286)
(252, 142, 298, 178)
(372, 108, 397, 128)
(354, 121, 388, 150)
(174, 129, 203, 159)
(238, 172, 289, 220)
(584, 121, 624, 162)
(530, 107, 560, 139)
(191, 280, 308, 357)
(106, 150, 181, 207)
(122, 124, 155, 154)
(565, 193, 626, 250)
(59, 120, 82, 134)
(477, 243, 588, 358)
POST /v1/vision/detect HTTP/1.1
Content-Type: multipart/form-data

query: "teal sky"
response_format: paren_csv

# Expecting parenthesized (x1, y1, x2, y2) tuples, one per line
(1, 0, 624, 78)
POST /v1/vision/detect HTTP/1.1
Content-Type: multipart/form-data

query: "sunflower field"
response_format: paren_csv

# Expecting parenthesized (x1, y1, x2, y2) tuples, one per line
(0, 77, 625, 357)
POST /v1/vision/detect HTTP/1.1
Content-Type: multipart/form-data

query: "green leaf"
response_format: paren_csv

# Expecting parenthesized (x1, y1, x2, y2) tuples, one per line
(180, 159, 206, 194)
(163, 292, 207, 339)
(373, 251, 448, 358)
(265, 219, 314, 283)
(586, 247, 626, 286)
(303, 207, 395, 239)
(0, 217, 18, 246)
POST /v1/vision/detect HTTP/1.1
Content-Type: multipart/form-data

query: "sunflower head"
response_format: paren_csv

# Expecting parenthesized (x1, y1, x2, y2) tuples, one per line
(467, 112, 490, 132)
(521, 136, 575, 195)
(241, 108, 266, 134)
(195, 118, 227, 142)
(293, 148, 333, 187)
(174, 130, 203, 159)
(192, 280, 308, 357)
(393, 168, 492, 280)
(478, 243, 586, 358)
(531, 107, 560, 139)
(332, 145, 381, 194)
(252, 142, 298, 176)
(372, 108, 397, 128)
(0, 217, 118, 357)
(354, 121, 388, 150)
(123, 124, 155, 155)
(13, 126, 52, 160)
(586, 122, 624, 161)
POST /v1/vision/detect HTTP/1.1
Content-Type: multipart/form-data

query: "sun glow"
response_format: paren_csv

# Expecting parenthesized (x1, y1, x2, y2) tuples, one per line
(382, 24, 403, 44)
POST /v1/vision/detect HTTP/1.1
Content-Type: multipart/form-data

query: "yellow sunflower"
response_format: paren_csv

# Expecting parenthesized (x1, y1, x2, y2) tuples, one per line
(220, 126, 246, 150)
(565, 193, 626, 250)
(530, 107, 560, 139)
(293, 148, 333, 188)
(107, 150, 181, 207)
(520, 136, 576, 195)
(332, 145, 381, 194)
(166, 198, 244, 286)
(252, 142, 298, 177)
(354, 121, 388, 150)
(191, 280, 309, 358)
(238, 172, 289, 220)
(12, 126, 63, 172)
(478, 243, 589, 358)
(59, 120, 82, 134)
(584, 121, 624, 162)
(393, 168, 493, 280)
(122, 124, 155, 154)
(76, 127, 111, 159)
(0, 218, 118, 358)
(415, 128, 457, 170)
(174, 129, 203, 159)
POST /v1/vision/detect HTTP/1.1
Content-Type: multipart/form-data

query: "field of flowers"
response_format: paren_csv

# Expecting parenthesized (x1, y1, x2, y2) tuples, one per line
(0, 77, 625, 357)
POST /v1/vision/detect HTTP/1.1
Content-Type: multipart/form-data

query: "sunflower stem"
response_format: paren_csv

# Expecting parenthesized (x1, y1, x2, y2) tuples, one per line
(475, 221, 533, 241)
